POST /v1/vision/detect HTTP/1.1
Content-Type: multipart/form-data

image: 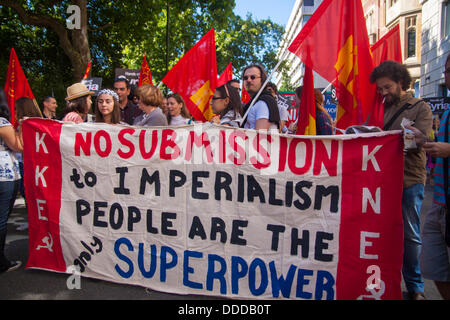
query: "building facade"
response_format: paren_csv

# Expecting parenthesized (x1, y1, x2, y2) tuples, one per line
(275, 0, 427, 94)
(363, 0, 423, 92)
(419, 0, 450, 100)
(274, 0, 327, 90)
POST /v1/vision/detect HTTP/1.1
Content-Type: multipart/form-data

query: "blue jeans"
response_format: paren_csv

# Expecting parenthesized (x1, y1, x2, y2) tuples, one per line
(402, 184, 425, 293)
(0, 180, 18, 232)
(0, 180, 18, 271)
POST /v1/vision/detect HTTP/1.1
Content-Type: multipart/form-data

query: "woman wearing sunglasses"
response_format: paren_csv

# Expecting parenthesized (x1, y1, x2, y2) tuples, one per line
(210, 83, 243, 128)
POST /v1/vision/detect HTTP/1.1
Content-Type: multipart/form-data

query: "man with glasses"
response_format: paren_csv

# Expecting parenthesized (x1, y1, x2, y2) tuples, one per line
(241, 64, 280, 131)
(370, 60, 433, 300)
(113, 77, 142, 125)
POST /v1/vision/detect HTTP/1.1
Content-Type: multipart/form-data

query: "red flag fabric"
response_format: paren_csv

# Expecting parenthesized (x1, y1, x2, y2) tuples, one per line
(162, 28, 217, 122)
(296, 65, 316, 135)
(217, 62, 233, 88)
(4, 48, 35, 126)
(288, 0, 378, 129)
(368, 26, 402, 127)
(241, 86, 251, 104)
(371, 24, 402, 67)
(82, 61, 91, 80)
(138, 55, 153, 86)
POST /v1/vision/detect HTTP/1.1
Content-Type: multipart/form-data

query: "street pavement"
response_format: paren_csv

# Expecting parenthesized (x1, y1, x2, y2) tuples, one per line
(0, 183, 443, 300)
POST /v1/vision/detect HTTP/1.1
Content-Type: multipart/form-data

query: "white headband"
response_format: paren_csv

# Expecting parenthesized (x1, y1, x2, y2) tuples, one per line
(98, 89, 119, 102)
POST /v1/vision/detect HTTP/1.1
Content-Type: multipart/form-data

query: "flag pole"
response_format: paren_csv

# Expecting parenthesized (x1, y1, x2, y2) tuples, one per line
(238, 50, 289, 126)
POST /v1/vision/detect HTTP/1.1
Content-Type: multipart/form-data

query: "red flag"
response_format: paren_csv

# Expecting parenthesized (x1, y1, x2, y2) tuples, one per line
(241, 86, 251, 104)
(371, 24, 402, 67)
(4, 48, 35, 126)
(296, 65, 316, 135)
(217, 62, 233, 88)
(288, 0, 378, 129)
(138, 55, 153, 86)
(162, 28, 217, 122)
(82, 61, 91, 80)
(368, 26, 402, 127)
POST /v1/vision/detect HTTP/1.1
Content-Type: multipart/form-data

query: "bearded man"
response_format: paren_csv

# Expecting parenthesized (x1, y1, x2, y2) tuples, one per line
(370, 60, 433, 300)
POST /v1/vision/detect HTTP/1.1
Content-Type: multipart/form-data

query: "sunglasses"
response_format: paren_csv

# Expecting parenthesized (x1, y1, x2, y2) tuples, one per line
(243, 75, 261, 81)
(211, 96, 226, 100)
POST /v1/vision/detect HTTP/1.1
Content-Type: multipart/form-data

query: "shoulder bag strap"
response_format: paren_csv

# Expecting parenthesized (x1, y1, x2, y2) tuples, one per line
(383, 103, 411, 131)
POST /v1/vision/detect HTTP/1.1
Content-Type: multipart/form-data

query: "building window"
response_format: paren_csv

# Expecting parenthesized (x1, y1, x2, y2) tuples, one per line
(304, 0, 314, 6)
(302, 15, 311, 27)
(443, 1, 450, 38)
(406, 16, 417, 58)
(389, 0, 398, 8)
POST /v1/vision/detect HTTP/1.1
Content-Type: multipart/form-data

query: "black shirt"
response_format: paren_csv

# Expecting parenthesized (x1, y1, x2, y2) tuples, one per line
(120, 100, 142, 125)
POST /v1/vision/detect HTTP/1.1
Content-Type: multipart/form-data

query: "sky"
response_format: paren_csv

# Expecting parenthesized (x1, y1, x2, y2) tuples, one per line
(233, 0, 297, 27)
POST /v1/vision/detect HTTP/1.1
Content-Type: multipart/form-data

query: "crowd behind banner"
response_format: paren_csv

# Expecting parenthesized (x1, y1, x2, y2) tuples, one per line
(1, 57, 450, 301)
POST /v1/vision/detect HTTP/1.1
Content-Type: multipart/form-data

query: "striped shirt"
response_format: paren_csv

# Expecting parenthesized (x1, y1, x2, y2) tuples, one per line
(433, 109, 450, 206)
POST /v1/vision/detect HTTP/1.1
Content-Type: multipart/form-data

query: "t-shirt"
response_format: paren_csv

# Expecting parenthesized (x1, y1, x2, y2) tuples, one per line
(244, 100, 278, 130)
(0, 117, 21, 181)
(278, 104, 289, 122)
(170, 115, 192, 126)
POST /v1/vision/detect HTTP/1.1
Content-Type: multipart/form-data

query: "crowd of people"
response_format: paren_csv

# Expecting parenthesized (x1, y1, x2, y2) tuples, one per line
(1, 57, 450, 301)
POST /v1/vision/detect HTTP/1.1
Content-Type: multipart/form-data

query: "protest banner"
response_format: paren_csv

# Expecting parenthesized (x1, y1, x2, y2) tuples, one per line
(22, 119, 404, 300)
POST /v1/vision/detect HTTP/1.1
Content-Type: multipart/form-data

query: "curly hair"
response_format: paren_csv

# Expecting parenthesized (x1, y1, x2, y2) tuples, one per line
(370, 60, 412, 91)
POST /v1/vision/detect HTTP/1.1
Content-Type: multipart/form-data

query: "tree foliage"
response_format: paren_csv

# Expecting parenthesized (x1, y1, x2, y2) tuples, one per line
(0, 0, 286, 112)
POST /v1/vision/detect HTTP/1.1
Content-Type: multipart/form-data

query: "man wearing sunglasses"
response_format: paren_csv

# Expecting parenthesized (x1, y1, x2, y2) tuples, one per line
(241, 64, 280, 131)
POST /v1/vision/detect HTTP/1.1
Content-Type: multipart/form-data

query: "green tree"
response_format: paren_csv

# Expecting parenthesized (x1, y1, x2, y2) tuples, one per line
(0, 0, 286, 112)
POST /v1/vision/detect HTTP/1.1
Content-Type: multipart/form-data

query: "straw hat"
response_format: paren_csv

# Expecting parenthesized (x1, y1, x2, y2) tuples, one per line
(65, 83, 94, 101)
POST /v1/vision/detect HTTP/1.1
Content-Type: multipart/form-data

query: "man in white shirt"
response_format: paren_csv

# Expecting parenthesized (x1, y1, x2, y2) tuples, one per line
(241, 64, 280, 131)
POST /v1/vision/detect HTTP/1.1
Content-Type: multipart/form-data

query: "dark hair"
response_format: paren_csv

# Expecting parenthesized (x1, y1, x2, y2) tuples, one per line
(95, 91, 121, 124)
(215, 83, 243, 119)
(0, 88, 10, 120)
(295, 86, 303, 99)
(266, 82, 279, 95)
(370, 60, 412, 91)
(446, 53, 450, 65)
(43, 96, 55, 103)
(15, 97, 42, 120)
(64, 95, 90, 115)
(114, 77, 130, 89)
(242, 64, 268, 88)
(227, 79, 240, 86)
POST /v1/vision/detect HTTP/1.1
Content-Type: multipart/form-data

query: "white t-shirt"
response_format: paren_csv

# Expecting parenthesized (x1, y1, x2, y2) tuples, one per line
(244, 100, 278, 130)
(278, 104, 289, 122)
(170, 115, 192, 126)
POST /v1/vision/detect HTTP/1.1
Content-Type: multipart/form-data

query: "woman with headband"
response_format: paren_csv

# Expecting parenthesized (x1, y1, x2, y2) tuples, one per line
(95, 89, 122, 124)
